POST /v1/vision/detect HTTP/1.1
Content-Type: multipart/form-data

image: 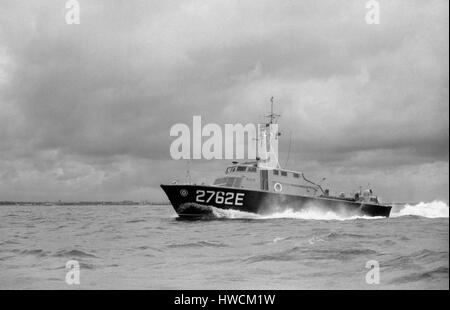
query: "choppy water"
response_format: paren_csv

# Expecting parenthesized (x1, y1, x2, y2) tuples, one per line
(0, 201, 448, 289)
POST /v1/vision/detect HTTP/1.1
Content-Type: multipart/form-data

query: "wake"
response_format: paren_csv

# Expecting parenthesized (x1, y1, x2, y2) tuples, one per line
(212, 207, 381, 221)
(210, 201, 449, 221)
(391, 200, 449, 218)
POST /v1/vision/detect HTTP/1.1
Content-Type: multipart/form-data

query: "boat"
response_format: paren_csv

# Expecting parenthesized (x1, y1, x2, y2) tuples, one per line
(161, 99, 392, 219)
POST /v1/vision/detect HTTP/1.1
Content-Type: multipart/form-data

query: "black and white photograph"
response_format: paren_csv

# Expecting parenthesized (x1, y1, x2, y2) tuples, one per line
(0, 0, 448, 295)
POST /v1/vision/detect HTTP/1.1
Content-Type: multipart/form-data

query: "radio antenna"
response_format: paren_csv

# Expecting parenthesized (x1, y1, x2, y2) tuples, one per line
(265, 96, 280, 124)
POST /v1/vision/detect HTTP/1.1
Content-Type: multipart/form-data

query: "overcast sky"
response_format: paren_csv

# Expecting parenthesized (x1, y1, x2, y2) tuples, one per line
(0, 0, 448, 203)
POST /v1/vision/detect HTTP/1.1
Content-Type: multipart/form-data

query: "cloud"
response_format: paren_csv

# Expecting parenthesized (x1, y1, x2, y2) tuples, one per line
(0, 0, 448, 202)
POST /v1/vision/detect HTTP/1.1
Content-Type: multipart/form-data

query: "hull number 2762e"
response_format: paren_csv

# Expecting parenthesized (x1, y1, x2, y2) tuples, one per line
(196, 190, 244, 206)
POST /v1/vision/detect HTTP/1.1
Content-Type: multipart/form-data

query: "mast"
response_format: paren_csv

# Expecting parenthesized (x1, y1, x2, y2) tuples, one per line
(257, 97, 281, 169)
(266, 96, 280, 125)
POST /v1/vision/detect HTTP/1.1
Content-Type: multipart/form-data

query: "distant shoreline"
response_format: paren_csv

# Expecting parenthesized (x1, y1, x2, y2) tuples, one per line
(0, 201, 170, 206)
(0, 201, 428, 206)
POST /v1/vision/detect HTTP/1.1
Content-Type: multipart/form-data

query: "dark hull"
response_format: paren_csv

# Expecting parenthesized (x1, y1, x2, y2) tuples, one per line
(160, 184, 392, 219)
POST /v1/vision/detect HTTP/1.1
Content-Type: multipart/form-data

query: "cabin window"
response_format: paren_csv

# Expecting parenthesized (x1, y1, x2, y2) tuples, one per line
(273, 170, 279, 175)
(237, 166, 247, 172)
(226, 177, 235, 187)
(231, 167, 236, 172)
(281, 171, 287, 177)
(293, 173, 300, 178)
(233, 178, 242, 188)
(221, 177, 242, 188)
(248, 167, 257, 172)
(213, 178, 227, 185)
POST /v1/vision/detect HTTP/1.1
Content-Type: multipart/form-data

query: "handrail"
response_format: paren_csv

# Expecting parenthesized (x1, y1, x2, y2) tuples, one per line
(301, 173, 326, 196)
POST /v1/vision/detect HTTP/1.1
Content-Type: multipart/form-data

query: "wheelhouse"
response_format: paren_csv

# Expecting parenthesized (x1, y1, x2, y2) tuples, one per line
(212, 162, 320, 196)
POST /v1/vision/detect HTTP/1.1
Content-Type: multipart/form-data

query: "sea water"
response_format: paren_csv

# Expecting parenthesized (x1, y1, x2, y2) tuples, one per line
(0, 201, 448, 289)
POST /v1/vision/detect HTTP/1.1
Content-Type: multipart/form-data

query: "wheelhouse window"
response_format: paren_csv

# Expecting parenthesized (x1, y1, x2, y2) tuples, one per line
(215, 177, 242, 187)
(213, 178, 227, 185)
(233, 177, 242, 188)
(237, 166, 247, 172)
(226, 167, 236, 173)
(248, 167, 257, 172)
(222, 177, 242, 188)
(281, 171, 287, 177)
(293, 173, 300, 178)
(273, 170, 279, 175)
(225, 177, 235, 187)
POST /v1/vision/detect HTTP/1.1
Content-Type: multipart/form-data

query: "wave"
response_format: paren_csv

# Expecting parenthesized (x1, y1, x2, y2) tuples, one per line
(261, 208, 381, 221)
(125, 219, 147, 223)
(388, 266, 449, 285)
(195, 200, 449, 221)
(167, 240, 229, 248)
(211, 208, 262, 219)
(244, 246, 378, 264)
(391, 201, 449, 218)
(19, 249, 49, 257)
(53, 249, 97, 258)
(211, 206, 380, 221)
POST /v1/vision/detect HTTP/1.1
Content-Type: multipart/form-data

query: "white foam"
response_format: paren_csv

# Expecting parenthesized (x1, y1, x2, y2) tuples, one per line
(259, 208, 379, 221)
(273, 237, 287, 243)
(211, 200, 450, 220)
(211, 206, 379, 221)
(211, 207, 261, 219)
(391, 200, 449, 218)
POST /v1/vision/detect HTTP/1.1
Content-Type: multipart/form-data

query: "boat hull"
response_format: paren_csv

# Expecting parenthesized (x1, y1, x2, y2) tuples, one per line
(160, 184, 392, 219)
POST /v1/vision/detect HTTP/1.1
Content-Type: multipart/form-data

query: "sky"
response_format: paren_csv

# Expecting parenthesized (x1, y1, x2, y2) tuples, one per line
(0, 0, 448, 203)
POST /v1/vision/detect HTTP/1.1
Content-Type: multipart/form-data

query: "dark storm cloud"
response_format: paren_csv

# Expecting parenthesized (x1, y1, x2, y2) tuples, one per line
(0, 0, 448, 202)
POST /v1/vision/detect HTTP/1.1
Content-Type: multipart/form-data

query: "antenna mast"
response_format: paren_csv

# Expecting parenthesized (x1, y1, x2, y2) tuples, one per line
(266, 96, 280, 124)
